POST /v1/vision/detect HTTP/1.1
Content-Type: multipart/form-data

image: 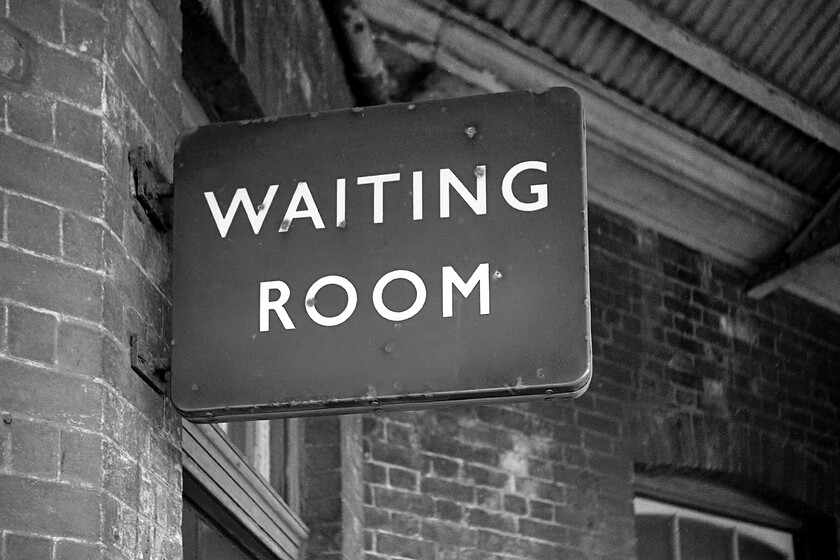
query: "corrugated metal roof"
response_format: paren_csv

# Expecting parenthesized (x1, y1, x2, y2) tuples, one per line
(644, 0, 840, 121)
(448, 0, 840, 200)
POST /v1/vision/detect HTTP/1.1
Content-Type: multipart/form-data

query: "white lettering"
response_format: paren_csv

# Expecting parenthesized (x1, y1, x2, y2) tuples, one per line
(205, 185, 278, 238)
(442, 263, 490, 317)
(305, 275, 358, 327)
(412, 171, 423, 221)
(280, 182, 325, 232)
(372, 270, 427, 322)
(440, 167, 486, 218)
(260, 280, 295, 331)
(358, 173, 401, 224)
(336, 178, 346, 227)
(502, 161, 548, 211)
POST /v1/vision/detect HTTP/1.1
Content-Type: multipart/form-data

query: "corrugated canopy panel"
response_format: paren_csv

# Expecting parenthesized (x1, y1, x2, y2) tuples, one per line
(449, 0, 840, 200)
(642, 0, 840, 121)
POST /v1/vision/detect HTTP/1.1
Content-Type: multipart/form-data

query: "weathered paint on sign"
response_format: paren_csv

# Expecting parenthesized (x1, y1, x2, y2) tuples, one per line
(171, 88, 590, 420)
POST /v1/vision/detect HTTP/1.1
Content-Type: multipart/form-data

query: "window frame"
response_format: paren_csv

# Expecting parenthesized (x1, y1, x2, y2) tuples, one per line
(634, 496, 795, 560)
(634, 474, 802, 532)
(633, 473, 804, 560)
(220, 418, 302, 513)
(181, 421, 308, 560)
(182, 469, 279, 560)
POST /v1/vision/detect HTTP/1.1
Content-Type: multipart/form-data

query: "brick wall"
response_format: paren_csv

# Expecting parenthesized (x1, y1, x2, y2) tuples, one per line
(0, 0, 184, 558)
(302, 416, 345, 559)
(360, 205, 840, 560)
(588, 208, 839, 492)
(301, 415, 365, 560)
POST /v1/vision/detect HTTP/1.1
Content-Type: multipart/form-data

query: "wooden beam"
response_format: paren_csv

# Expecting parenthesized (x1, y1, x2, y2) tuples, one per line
(748, 177, 840, 298)
(577, 0, 840, 153)
(182, 422, 308, 559)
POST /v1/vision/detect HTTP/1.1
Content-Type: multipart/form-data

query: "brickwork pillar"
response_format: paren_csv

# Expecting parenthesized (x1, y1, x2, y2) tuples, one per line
(0, 1, 184, 558)
(301, 415, 365, 560)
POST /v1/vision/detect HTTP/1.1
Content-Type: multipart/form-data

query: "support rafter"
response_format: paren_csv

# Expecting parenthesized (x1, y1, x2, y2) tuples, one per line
(749, 176, 840, 298)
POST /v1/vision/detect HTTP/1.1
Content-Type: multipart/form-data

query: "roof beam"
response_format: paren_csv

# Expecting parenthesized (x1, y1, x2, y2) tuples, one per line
(578, 0, 840, 153)
(748, 177, 840, 298)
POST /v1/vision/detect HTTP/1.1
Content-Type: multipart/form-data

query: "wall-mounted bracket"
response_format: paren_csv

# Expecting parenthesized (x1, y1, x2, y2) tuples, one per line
(129, 146, 174, 232)
(130, 333, 171, 394)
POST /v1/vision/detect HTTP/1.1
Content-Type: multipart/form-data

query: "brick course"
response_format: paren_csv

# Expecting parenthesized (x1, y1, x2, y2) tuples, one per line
(7, 91, 53, 142)
(6, 195, 61, 256)
(5, 532, 54, 560)
(7, 304, 56, 363)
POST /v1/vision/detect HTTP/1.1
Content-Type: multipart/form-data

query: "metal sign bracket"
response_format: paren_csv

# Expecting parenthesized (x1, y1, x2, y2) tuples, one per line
(129, 146, 174, 232)
(130, 333, 171, 394)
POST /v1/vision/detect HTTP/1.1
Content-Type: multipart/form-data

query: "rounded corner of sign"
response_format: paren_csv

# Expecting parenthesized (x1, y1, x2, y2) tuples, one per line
(168, 389, 203, 420)
(175, 127, 201, 155)
(560, 360, 593, 400)
(543, 86, 583, 107)
(573, 365, 593, 398)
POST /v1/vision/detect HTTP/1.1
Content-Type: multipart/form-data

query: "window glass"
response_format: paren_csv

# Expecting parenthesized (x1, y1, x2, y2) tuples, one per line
(220, 418, 300, 512)
(679, 518, 733, 560)
(183, 501, 259, 560)
(634, 497, 794, 560)
(636, 514, 674, 560)
(739, 535, 787, 560)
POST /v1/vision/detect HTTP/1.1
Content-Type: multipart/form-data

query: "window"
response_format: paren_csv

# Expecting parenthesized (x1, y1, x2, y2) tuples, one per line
(181, 421, 307, 560)
(634, 497, 795, 560)
(220, 419, 301, 513)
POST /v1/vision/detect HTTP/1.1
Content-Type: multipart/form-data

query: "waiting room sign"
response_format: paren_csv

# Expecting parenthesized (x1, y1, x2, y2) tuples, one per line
(171, 88, 591, 420)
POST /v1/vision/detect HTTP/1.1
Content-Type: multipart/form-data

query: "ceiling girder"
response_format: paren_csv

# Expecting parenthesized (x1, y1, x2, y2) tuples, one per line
(748, 178, 840, 298)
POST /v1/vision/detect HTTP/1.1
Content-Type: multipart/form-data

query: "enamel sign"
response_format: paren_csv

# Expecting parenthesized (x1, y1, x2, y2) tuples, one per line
(171, 88, 590, 420)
